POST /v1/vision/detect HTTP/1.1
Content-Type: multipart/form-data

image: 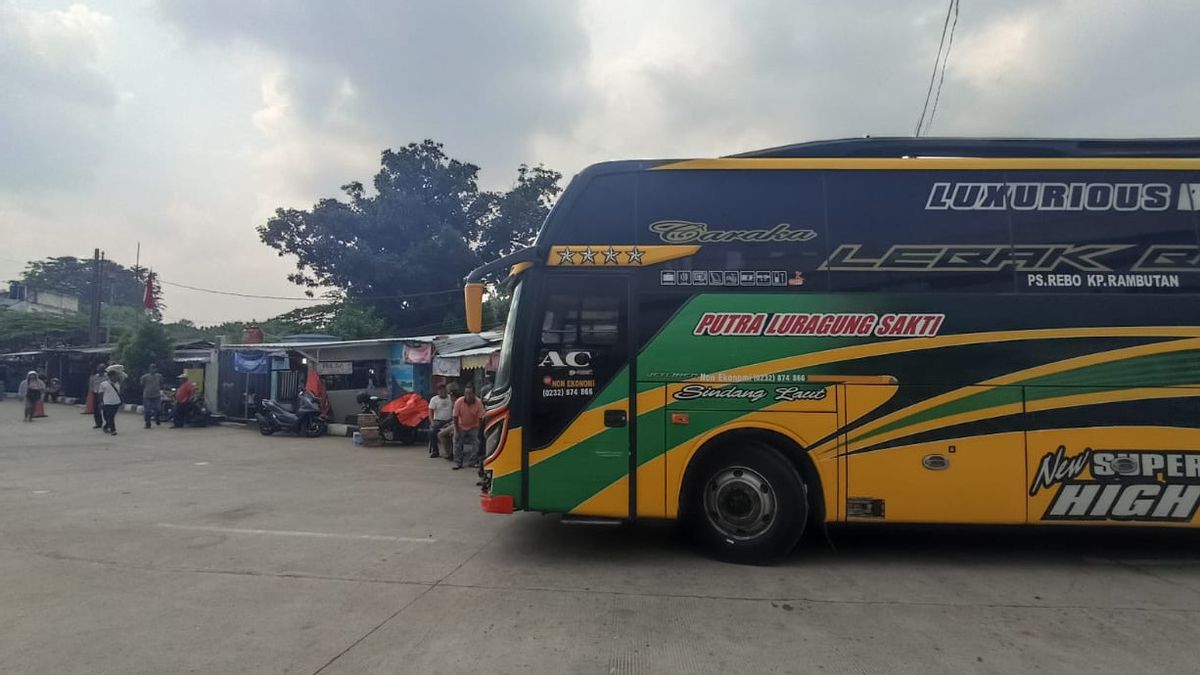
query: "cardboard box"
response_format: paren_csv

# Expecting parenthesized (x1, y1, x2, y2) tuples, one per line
(358, 427, 382, 446)
(356, 413, 379, 428)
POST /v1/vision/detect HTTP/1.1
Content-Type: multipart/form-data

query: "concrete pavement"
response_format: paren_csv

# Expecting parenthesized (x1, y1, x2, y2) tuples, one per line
(1, 399, 1199, 674)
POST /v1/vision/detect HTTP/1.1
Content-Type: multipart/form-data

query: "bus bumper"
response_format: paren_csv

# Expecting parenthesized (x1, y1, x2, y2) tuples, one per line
(481, 492, 514, 514)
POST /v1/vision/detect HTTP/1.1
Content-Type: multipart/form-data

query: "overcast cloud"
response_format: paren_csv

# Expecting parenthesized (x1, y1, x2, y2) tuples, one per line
(2, 0, 1199, 324)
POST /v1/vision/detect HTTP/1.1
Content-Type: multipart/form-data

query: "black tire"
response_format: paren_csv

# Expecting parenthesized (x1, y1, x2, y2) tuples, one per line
(258, 420, 276, 436)
(303, 417, 326, 438)
(682, 440, 808, 565)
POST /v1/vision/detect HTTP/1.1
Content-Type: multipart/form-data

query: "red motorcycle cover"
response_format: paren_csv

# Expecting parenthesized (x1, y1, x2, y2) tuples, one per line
(380, 392, 429, 427)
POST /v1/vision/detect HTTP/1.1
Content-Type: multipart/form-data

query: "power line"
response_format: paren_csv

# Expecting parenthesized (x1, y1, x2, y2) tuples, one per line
(926, 0, 960, 135)
(157, 278, 462, 303)
(914, 0, 957, 137)
(158, 279, 325, 301)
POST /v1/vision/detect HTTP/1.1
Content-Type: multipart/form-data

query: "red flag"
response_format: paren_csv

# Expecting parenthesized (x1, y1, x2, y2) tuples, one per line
(143, 271, 158, 317)
(304, 365, 332, 418)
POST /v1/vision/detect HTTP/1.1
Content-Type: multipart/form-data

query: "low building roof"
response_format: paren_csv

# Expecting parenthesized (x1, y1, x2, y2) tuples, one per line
(222, 330, 501, 352)
(437, 345, 501, 358)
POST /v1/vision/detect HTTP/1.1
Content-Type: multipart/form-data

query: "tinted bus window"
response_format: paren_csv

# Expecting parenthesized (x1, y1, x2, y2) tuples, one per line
(635, 170, 829, 291)
(825, 170, 1015, 293)
(1006, 172, 1200, 294)
(549, 173, 636, 245)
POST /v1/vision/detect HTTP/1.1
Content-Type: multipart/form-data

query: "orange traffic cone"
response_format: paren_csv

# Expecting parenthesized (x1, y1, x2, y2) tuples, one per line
(34, 397, 47, 418)
(84, 390, 95, 414)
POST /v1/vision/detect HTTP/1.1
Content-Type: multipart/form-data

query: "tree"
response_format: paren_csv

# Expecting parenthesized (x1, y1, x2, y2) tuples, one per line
(0, 308, 88, 353)
(482, 292, 512, 330)
(257, 140, 561, 333)
(476, 164, 562, 261)
(163, 319, 205, 341)
(325, 302, 389, 340)
(18, 256, 164, 313)
(111, 318, 174, 398)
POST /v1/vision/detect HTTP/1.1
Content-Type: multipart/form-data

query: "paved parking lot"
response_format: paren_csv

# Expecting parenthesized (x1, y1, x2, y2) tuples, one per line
(2, 399, 1199, 674)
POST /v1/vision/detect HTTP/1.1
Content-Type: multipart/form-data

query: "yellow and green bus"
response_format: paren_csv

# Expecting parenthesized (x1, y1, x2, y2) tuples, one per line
(464, 137, 1200, 563)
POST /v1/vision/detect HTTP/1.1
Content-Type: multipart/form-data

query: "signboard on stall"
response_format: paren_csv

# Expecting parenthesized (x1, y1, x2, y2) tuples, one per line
(321, 361, 353, 375)
(232, 351, 269, 374)
(433, 356, 460, 377)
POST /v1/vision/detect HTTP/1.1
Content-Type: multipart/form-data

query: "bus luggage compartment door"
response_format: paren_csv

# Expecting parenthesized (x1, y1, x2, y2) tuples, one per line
(845, 385, 1026, 524)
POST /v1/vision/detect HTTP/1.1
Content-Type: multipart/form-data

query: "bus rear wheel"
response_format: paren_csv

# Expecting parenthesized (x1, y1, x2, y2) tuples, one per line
(684, 441, 807, 565)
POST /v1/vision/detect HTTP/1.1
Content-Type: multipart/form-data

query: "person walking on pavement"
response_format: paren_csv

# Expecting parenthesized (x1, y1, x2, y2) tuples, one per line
(99, 370, 123, 435)
(427, 383, 453, 458)
(89, 364, 106, 429)
(140, 364, 164, 429)
(451, 384, 485, 471)
(17, 371, 45, 422)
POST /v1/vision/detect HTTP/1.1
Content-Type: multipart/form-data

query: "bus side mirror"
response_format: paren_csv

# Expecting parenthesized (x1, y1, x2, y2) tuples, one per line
(464, 282, 484, 333)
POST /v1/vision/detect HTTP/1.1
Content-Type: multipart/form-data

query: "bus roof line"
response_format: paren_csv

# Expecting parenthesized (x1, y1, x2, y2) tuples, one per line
(652, 157, 1200, 171)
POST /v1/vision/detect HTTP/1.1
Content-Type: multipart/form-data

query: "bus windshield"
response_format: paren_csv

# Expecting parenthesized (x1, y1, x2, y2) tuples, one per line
(491, 280, 523, 396)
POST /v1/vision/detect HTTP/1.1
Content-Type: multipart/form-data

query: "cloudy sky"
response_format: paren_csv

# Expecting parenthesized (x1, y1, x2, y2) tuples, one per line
(3, 0, 1199, 324)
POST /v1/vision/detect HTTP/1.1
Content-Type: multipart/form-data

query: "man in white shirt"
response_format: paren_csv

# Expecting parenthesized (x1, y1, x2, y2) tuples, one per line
(427, 383, 453, 458)
(99, 371, 123, 435)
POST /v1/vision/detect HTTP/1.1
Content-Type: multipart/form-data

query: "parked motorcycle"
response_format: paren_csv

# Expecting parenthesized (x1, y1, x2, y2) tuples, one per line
(257, 390, 327, 438)
(159, 388, 222, 427)
(356, 391, 428, 444)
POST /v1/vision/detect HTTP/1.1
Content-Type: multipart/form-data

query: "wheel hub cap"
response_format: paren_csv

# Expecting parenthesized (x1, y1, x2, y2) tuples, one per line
(704, 466, 776, 541)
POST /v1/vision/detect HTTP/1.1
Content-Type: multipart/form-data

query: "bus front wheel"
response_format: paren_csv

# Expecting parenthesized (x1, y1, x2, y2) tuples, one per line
(683, 441, 807, 565)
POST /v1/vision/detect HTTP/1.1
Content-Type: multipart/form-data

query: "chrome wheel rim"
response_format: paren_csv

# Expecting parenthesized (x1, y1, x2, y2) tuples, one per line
(703, 466, 776, 541)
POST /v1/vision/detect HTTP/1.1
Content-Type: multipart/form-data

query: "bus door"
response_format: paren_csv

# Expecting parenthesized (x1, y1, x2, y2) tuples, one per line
(525, 274, 632, 518)
(844, 385, 1027, 524)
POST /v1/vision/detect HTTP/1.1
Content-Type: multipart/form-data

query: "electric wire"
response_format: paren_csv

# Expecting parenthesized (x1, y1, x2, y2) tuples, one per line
(158, 278, 461, 303)
(914, 0, 956, 137)
(925, 0, 960, 135)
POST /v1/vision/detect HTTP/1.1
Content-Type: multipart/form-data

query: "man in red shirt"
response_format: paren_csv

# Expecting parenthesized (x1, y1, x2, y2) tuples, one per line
(451, 384, 485, 470)
(172, 375, 197, 428)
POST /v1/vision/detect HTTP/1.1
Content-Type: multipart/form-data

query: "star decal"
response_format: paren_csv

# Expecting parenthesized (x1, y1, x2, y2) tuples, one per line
(557, 247, 576, 264)
(579, 247, 597, 264)
(602, 246, 621, 264)
(626, 246, 645, 265)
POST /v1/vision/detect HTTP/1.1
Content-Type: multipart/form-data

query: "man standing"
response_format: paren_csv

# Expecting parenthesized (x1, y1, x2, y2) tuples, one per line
(89, 364, 106, 429)
(427, 383, 453, 458)
(99, 370, 122, 434)
(140, 364, 164, 429)
(451, 384, 485, 471)
(173, 374, 196, 428)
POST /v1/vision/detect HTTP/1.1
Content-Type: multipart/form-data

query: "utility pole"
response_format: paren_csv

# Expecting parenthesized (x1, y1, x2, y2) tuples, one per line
(104, 252, 114, 344)
(89, 249, 102, 347)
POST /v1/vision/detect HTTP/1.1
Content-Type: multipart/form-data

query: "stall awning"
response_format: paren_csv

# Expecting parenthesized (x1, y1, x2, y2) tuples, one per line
(173, 349, 217, 363)
(437, 345, 501, 371)
(0, 351, 45, 359)
(221, 331, 500, 352)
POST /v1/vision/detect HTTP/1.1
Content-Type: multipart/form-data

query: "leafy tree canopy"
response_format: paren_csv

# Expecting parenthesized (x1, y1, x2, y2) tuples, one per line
(0, 308, 88, 353)
(175, 300, 390, 343)
(17, 255, 163, 314)
(111, 318, 174, 395)
(258, 140, 560, 333)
